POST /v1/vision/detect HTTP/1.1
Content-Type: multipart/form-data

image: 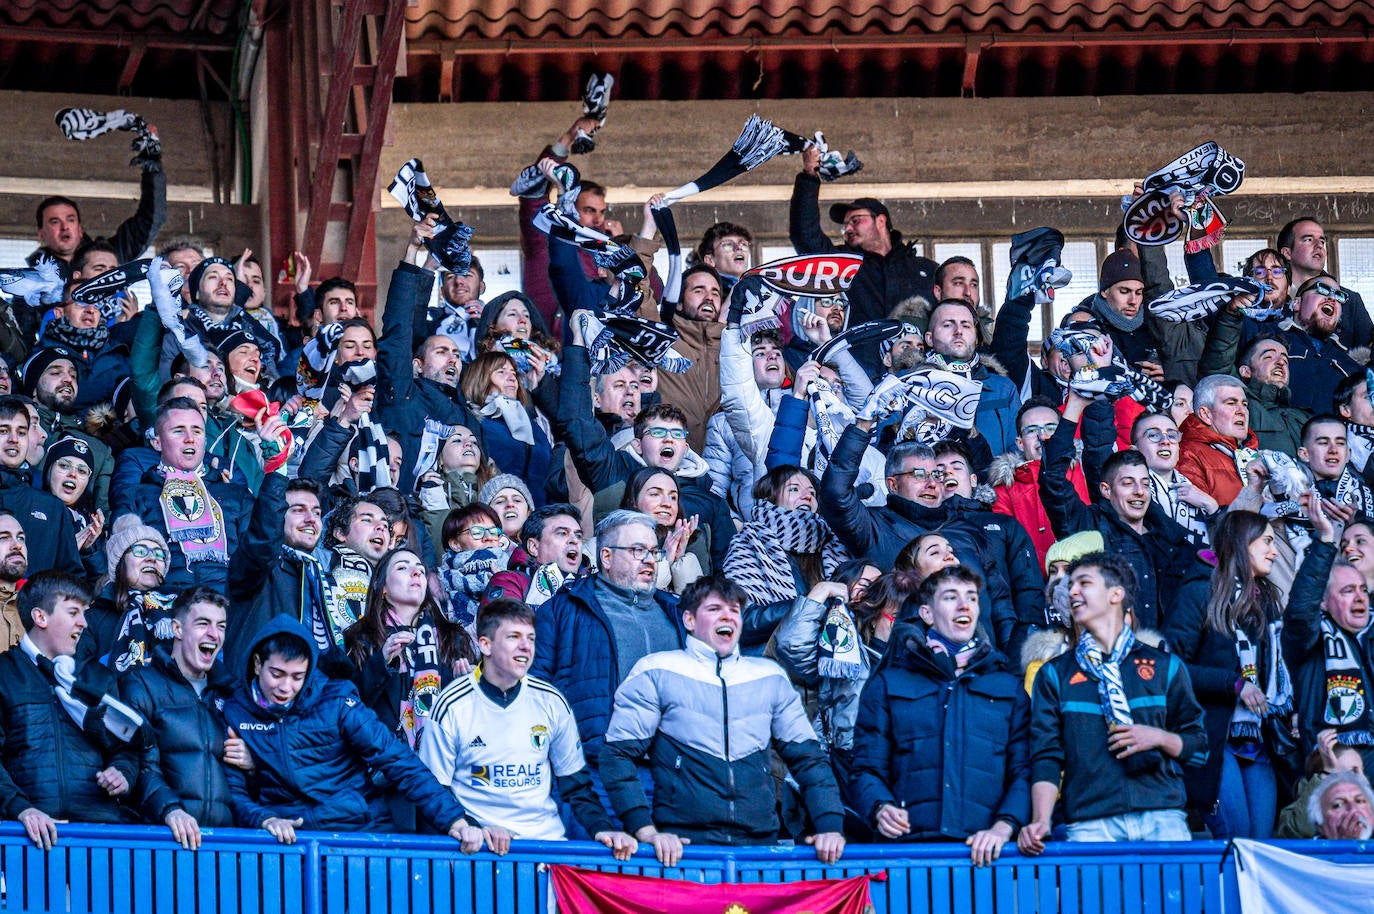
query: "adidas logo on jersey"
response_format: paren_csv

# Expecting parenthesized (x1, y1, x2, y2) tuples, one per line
(467, 735, 486, 748)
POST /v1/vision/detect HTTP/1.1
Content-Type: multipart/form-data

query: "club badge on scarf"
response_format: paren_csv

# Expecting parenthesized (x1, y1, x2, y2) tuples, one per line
(396, 610, 446, 750)
(111, 591, 177, 672)
(1123, 142, 1245, 250)
(159, 469, 229, 565)
(1148, 277, 1265, 323)
(661, 114, 809, 204)
(817, 599, 866, 680)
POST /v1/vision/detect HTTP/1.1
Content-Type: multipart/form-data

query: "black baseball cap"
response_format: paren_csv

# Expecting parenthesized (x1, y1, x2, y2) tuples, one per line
(828, 198, 890, 225)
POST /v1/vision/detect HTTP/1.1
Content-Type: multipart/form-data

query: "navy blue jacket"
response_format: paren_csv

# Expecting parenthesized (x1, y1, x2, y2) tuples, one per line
(121, 648, 236, 827)
(530, 574, 683, 765)
(849, 624, 1031, 839)
(220, 616, 466, 832)
(375, 261, 485, 494)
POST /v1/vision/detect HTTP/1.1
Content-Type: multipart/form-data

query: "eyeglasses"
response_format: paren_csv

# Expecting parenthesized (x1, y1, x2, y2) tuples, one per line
(1021, 421, 1060, 437)
(644, 427, 688, 440)
(465, 525, 502, 539)
(1140, 429, 1182, 444)
(1250, 266, 1287, 279)
(896, 468, 946, 481)
(717, 240, 751, 253)
(605, 544, 666, 563)
(1309, 280, 1350, 305)
(129, 543, 168, 562)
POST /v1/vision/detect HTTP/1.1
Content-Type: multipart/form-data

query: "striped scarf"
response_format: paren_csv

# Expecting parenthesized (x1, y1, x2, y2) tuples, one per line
(1075, 627, 1137, 727)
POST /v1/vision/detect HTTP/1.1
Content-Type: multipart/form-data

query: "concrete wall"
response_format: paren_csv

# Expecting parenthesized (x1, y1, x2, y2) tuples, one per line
(380, 92, 1374, 247)
(0, 90, 257, 261)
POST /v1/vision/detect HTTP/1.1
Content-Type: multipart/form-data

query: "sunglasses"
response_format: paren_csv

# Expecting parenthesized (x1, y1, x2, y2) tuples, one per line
(644, 427, 688, 440)
(465, 525, 502, 539)
(1308, 280, 1350, 305)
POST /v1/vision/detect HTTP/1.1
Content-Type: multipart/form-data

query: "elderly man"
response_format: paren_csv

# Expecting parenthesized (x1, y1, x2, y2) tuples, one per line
(1310, 770, 1374, 839)
(1176, 373, 1259, 508)
(1285, 510, 1374, 769)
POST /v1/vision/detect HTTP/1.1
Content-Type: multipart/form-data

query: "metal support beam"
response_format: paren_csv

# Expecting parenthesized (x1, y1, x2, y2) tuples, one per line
(0, 24, 233, 52)
(117, 38, 147, 91)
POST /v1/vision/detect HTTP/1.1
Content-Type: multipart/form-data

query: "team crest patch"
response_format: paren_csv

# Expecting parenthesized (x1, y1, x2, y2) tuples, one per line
(1326, 675, 1367, 725)
(163, 477, 207, 523)
(530, 724, 550, 750)
(1134, 657, 1156, 681)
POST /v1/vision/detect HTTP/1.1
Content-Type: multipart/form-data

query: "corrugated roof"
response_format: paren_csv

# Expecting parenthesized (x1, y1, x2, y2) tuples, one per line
(405, 0, 1374, 41)
(0, 0, 242, 35)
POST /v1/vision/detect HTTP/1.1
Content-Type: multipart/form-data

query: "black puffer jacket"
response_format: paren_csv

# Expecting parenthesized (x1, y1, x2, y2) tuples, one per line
(0, 646, 139, 822)
(120, 648, 235, 826)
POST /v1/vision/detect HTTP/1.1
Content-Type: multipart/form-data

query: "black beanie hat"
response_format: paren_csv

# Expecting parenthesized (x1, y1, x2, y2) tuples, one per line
(1099, 250, 1143, 292)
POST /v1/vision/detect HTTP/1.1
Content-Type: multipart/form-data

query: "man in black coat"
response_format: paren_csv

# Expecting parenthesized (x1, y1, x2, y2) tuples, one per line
(121, 587, 251, 849)
(788, 151, 936, 327)
(1039, 390, 1204, 631)
(375, 230, 484, 495)
(0, 571, 142, 849)
(849, 566, 1031, 864)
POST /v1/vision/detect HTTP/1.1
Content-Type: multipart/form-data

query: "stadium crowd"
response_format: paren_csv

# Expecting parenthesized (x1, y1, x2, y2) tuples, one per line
(2, 101, 1373, 870)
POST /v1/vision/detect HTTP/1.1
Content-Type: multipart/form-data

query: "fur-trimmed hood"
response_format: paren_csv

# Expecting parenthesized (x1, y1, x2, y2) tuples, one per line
(891, 294, 996, 345)
(1019, 626, 1167, 675)
(989, 437, 1084, 489)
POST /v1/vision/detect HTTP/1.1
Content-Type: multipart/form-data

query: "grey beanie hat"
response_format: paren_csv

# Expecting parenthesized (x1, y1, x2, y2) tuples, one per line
(105, 513, 170, 574)
(479, 473, 534, 508)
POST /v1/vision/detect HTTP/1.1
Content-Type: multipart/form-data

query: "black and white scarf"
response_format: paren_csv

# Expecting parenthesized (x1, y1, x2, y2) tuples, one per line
(1148, 469, 1211, 545)
(818, 600, 866, 680)
(1321, 617, 1374, 745)
(387, 157, 451, 224)
(722, 501, 850, 607)
(579, 312, 692, 375)
(327, 547, 373, 644)
(807, 378, 856, 476)
(662, 115, 807, 204)
(1075, 627, 1137, 727)
(1348, 420, 1374, 475)
(1232, 612, 1293, 742)
(389, 607, 446, 749)
(110, 590, 177, 672)
(414, 417, 465, 483)
(438, 548, 512, 630)
(43, 318, 109, 357)
(291, 545, 347, 653)
(20, 636, 144, 744)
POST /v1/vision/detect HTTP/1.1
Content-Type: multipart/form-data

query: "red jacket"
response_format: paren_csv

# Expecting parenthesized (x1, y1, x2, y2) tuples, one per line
(1176, 414, 1259, 508)
(992, 457, 1090, 573)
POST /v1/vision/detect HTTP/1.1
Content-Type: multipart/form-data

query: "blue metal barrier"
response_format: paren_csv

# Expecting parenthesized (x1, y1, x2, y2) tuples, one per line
(0, 824, 1366, 914)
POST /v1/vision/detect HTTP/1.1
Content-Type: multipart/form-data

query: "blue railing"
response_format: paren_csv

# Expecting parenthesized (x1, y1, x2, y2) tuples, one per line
(1, 824, 1369, 913)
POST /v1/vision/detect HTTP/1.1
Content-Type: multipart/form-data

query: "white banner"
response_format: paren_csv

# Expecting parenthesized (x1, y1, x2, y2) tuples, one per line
(1234, 839, 1374, 913)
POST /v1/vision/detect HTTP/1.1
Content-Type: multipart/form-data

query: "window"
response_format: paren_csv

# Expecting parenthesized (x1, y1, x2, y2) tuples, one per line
(931, 242, 986, 308)
(1337, 238, 1374, 305)
(472, 248, 522, 299)
(1222, 238, 1268, 277)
